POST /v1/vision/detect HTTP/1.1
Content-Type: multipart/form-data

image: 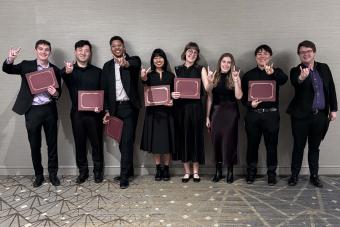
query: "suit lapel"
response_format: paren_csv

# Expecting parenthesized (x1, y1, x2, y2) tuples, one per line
(27, 60, 38, 73)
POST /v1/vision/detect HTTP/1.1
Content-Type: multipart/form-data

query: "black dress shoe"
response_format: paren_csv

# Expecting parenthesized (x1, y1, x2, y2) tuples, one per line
(94, 172, 104, 183)
(120, 178, 129, 189)
(193, 173, 201, 183)
(268, 175, 277, 186)
(310, 175, 323, 188)
(288, 175, 298, 186)
(182, 173, 191, 183)
(49, 175, 60, 186)
(246, 174, 255, 184)
(76, 174, 89, 184)
(33, 175, 45, 188)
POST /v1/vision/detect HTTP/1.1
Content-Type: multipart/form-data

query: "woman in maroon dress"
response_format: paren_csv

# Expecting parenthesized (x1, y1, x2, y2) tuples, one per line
(206, 53, 243, 183)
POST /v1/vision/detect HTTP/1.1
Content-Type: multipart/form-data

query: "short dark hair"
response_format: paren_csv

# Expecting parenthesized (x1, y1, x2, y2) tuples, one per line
(150, 48, 168, 71)
(35, 40, 51, 50)
(297, 40, 316, 54)
(181, 42, 200, 63)
(109, 36, 124, 46)
(75, 40, 92, 52)
(254, 44, 272, 56)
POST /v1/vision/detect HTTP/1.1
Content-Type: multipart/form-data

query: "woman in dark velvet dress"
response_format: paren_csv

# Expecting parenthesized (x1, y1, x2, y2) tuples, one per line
(206, 53, 243, 183)
(172, 42, 213, 183)
(140, 48, 175, 181)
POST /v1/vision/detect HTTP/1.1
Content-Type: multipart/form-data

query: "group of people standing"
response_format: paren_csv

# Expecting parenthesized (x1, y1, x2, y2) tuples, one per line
(2, 37, 337, 189)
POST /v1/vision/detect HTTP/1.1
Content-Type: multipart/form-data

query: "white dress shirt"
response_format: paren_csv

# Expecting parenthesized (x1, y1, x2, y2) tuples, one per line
(114, 62, 129, 101)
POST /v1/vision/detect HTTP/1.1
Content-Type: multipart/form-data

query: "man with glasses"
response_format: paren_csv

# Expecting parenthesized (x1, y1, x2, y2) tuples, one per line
(287, 40, 337, 188)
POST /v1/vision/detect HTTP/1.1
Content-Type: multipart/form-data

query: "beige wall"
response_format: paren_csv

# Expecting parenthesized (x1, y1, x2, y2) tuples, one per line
(0, 0, 339, 175)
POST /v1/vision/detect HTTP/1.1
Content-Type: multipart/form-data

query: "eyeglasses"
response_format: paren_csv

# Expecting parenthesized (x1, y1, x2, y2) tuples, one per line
(187, 49, 198, 56)
(299, 50, 314, 55)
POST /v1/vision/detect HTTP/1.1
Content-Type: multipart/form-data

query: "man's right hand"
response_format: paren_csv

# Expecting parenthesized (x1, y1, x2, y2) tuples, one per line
(299, 65, 310, 81)
(64, 61, 75, 74)
(103, 112, 110, 124)
(7, 47, 21, 63)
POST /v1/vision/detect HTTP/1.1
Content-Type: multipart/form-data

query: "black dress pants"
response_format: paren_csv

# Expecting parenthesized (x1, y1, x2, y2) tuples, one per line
(25, 102, 58, 177)
(115, 102, 138, 178)
(290, 111, 328, 176)
(71, 110, 103, 176)
(245, 111, 280, 176)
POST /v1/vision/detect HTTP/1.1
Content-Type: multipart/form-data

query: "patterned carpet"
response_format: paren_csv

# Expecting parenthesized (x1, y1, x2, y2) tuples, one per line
(1, 175, 340, 227)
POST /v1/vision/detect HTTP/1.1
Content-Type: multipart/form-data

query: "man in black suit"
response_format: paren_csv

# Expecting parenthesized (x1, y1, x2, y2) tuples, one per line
(62, 40, 103, 184)
(2, 40, 61, 187)
(102, 36, 141, 189)
(287, 40, 337, 188)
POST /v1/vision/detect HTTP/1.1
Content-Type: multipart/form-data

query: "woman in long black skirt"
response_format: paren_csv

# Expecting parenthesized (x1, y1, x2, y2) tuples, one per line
(172, 42, 213, 182)
(140, 48, 175, 181)
(206, 53, 243, 183)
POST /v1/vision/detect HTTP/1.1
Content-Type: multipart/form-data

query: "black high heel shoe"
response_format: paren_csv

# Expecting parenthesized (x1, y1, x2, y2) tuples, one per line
(212, 163, 223, 182)
(226, 166, 233, 184)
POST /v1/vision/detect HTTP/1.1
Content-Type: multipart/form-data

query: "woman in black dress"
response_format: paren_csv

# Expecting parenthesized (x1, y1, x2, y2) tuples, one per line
(206, 53, 243, 183)
(173, 42, 213, 182)
(140, 48, 175, 181)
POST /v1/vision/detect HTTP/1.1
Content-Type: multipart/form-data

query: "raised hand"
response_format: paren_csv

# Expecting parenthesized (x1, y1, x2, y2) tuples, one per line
(140, 67, 151, 81)
(264, 62, 274, 75)
(114, 56, 129, 68)
(207, 66, 216, 83)
(231, 65, 241, 82)
(299, 65, 310, 81)
(251, 99, 262, 108)
(64, 61, 75, 74)
(8, 47, 21, 63)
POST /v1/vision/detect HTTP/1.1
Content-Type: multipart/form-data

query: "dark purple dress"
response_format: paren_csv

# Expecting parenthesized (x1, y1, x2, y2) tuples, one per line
(210, 73, 239, 166)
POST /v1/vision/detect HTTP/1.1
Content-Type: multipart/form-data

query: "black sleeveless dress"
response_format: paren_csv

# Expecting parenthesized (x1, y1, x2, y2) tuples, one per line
(173, 64, 205, 164)
(210, 73, 239, 166)
(140, 71, 175, 154)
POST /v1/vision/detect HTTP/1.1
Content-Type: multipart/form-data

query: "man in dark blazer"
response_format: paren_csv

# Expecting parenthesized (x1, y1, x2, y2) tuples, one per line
(287, 40, 337, 188)
(2, 40, 61, 187)
(102, 36, 141, 189)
